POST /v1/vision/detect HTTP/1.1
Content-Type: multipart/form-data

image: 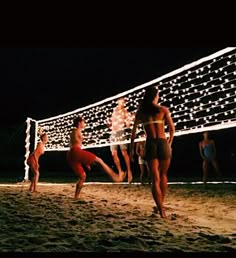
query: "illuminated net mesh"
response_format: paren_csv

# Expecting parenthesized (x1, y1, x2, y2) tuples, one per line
(31, 47, 236, 151)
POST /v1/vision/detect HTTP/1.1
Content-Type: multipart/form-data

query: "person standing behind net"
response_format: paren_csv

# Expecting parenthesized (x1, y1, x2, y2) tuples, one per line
(27, 127, 48, 193)
(108, 97, 133, 183)
(135, 133, 150, 185)
(130, 86, 175, 218)
(199, 131, 222, 185)
(67, 115, 126, 199)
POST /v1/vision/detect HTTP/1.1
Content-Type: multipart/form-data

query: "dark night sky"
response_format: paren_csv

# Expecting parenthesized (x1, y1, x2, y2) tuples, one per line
(0, 47, 225, 127)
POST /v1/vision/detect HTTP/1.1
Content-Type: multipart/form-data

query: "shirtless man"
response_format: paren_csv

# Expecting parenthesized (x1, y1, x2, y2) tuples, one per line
(27, 128, 48, 193)
(130, 86, 175, 218)
(109, 97, 133, 183)
(67, 115, 126, 199)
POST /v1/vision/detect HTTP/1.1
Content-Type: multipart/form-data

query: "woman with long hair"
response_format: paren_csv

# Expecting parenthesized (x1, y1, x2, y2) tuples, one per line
(130, 86, 175, 218)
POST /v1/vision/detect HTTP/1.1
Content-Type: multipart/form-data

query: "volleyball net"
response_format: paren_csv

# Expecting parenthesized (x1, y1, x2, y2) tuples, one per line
(24, 47, 236, 180)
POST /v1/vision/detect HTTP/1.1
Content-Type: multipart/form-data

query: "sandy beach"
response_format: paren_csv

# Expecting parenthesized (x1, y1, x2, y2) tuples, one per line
(0, 181, 235, 253)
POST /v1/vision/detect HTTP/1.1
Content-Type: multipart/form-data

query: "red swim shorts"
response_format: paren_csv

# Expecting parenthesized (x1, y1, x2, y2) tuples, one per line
(67, 146, 96, 176)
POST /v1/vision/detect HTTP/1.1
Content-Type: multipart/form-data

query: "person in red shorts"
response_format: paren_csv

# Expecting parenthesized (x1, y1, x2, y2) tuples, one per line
(67, 115, 126, 199)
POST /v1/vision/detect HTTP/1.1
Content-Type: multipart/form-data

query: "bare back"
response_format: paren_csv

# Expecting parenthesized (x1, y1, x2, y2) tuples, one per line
(137, 105, 174, 141)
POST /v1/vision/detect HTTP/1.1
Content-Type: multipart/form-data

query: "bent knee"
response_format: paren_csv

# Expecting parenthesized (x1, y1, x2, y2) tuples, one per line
(79, 172, 87, 181)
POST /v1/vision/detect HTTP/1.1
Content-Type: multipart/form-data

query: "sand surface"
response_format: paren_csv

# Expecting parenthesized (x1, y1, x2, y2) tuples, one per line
(0, 181, 235, 252)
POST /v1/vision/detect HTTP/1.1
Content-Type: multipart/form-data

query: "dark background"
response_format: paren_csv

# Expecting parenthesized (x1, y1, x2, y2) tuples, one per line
(0, 48, 235, 182)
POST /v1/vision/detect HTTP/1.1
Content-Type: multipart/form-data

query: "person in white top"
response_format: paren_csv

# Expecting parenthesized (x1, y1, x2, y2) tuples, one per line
(108, 97, 133, 183)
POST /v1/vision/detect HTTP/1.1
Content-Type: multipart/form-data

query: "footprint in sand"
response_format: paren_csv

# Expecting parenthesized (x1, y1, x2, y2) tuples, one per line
(169, 213, 177, 220)
(72, 199, 88, 204)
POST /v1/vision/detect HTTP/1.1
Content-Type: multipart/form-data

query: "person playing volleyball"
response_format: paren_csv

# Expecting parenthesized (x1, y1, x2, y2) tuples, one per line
(130, 86, 175, 218)
(27, 127, 48, 193)
(67, 115, 126, 199)
(108, 97, 133, 183)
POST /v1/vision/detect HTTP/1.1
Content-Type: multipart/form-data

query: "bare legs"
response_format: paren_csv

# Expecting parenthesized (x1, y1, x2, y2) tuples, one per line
(159, 159, 170, 203)
(29, 169, 40, 193)
(111, 149, 133, 183)
(75, 171, 86, 199)
(148, 159, 166, 218)
(203, 160, 208, 185)
(147, 159, 170, 218)
(28, 158, 40, 193)
(203, 159, 222, 184)
(111, 150, 123, 177)
(139, 164, 145, 184)
(73, 157, 126, 199)
(94, 157, 126, 182)
(121, 150, 133, 183)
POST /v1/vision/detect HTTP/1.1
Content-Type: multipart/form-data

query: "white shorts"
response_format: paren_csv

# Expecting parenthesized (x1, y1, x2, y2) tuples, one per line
(138, 156, 147, 165)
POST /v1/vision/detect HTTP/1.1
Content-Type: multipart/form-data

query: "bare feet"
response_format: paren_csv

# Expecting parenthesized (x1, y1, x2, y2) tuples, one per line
(153, 206, 167, 218)
(29, 190, 39, 194)
(128, 171, 133, 184)
(119, 171, 127, 182)
(160, 209, 167, 219)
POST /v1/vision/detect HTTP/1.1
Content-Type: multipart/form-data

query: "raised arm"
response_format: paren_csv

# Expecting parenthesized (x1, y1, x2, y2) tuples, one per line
(38, 126, 44, 136)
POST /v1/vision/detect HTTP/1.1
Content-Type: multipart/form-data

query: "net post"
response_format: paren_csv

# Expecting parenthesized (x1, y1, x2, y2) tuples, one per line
(24, 117, 31, 182)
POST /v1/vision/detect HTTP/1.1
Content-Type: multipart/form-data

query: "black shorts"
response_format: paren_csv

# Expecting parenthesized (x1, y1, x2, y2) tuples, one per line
(145, 138, 171, 161)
